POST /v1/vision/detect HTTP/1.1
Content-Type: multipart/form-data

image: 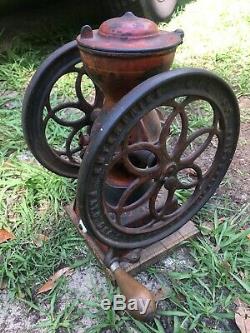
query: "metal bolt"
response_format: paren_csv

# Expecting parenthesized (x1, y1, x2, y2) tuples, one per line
(78, 219, 87, 233)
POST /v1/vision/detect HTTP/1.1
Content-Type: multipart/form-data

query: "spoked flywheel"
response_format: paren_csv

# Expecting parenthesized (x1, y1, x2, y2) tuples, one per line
(77, 68, 240, 249)
(22, 41, 104, 178)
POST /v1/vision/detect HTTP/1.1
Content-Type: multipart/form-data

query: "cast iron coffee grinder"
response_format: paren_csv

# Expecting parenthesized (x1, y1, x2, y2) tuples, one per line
(22, 12, 240, 320)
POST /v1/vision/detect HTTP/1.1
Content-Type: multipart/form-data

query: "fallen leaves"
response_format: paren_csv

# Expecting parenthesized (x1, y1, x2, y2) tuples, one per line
(235, 299, 250, 333)
(154, 288, 168, 302)
(200, 221, 214, 236)
(186, 168, 198, 177)
(0, 280, 7, 290)
(37, 267, 72, 294)
(33, 234, 49, 248)
(0, 229, 15, 244)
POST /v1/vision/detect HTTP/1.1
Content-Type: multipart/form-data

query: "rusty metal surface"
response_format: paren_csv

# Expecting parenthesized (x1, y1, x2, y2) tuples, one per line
(22, 13, 239, 251)
(77, 13, 182, 112)
(77, 69, 240, 249)
(77, 12, 182, 55)
(76, 13, 181, 164)
(22, 41, 104, 178)
(80, 50, 176, 108)
(21, 12, 181, 181)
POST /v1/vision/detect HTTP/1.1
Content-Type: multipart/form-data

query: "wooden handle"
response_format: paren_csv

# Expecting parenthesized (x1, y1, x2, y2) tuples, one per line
(112, 265, 156, 321)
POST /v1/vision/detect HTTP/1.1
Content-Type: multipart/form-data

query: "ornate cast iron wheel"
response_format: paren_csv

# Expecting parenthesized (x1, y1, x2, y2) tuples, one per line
(77, 68, 240, 249)
(22, 41, 104, 178)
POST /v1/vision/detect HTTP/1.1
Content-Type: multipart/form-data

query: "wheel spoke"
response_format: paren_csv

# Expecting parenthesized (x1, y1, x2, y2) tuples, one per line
(176, 164, 203, 189)
(22, 41, 105, 178)
(65, 127, 82, 162)
(148, 181, 165, 219)
(180, 127, 217, 165)
(158, 102, 189, 159)
(107, 176, 153, 215)
(122, 142, 162, 178)
(159, 108, 177, 148)
(107, 139, 162, 179)
(171, 108, 189, 159)
(49, 102, 86, 127)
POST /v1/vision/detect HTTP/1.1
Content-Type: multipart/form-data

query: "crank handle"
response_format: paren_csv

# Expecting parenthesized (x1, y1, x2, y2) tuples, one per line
(110, 261, 156, 321)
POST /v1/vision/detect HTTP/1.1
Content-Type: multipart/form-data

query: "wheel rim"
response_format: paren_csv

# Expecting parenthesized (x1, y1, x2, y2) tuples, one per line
(77, 69, 240, 249)
(22, 41, 104, 178)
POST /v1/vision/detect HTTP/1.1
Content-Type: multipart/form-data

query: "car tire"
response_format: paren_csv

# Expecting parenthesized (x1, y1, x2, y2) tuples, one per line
(140, 0, 178, 21)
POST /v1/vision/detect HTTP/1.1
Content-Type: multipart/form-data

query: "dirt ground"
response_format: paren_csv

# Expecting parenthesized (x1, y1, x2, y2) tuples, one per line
(0, 97, 249, 332)
(217, 96, 250, 204)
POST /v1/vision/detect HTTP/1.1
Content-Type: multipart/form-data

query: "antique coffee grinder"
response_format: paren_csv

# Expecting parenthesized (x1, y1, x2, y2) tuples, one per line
(22, 12, 240, 320)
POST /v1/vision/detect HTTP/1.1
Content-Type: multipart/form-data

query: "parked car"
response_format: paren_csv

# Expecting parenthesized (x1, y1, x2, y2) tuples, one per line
(0, 0, 178, 23)
(100, 0, 178, 22)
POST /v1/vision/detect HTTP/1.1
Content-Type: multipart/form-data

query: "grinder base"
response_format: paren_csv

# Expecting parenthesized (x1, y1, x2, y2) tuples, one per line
(65, 202, 199, 280)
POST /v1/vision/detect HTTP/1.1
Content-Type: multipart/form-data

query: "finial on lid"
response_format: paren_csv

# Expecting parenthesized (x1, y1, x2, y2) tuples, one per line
(80, 25, 93, 39)
(123, 11, 137, 19)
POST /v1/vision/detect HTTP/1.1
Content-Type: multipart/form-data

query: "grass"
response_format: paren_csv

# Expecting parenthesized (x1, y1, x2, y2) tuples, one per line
(158, 205, 250, 332)
(0, 0, 250, 332)
(163, 0, 250, 97)
(0, 160, 84, 298)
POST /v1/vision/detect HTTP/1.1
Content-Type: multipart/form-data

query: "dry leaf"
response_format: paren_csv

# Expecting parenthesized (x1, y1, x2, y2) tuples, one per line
(0, 280, 7, 290)
(37, 200, 50, 215)
(186, 168, 198, 177)
(235, 299, 250, 333)
(154, 288, 169, 302)
(201, 221, 214, 235)
(247, 234, 250, 240)
(33, 234, 49, 248)
(37, 267, 72, 294)
(222, 261, 231, 271)
(0, 229, 14, 244)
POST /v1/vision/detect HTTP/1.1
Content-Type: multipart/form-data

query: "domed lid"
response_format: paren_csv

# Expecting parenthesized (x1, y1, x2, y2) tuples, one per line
(99, 11, 159, 39)
(77, 12, 183, 56)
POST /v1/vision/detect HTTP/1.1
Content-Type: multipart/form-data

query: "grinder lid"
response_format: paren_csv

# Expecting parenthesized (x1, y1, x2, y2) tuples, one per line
(77, 12, 183, 56)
